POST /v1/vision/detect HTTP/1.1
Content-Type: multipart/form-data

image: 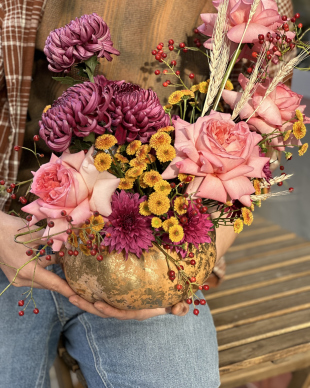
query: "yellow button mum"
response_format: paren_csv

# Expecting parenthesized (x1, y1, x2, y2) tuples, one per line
(139, 201, 152, 216)
(158, 126, 175, 133)
(283, 130, 292, 141)
(174, 196, 188, 215)
(162, 217, 179, 232)
(114, 154, 129, 163)
(151, 217, 162, 228)
(95, 134, 118, 150)
(143, 170, 162, 187)
(224, 80, 234, 91)
(129, 158, 147, 170)
(168, 90, 183, 105)
(199, 80, 210, 94)
(234, 219, 243, 234)
(126, 140, 142, 155)
(299, 143, 308, 156)
(94, 152, 112, 172)
(293, 121, 306, 139)
(136, 145, 151, 159)
(241, 208, 254, 226)
(154, 180, 171, 196)
(150, 132, 171, 150)
(118, 178, 135, 190)
(148, 193, 170, 215)
(295, 109, 303, 122)
(156, 145, 176, 163)
(169, 225, 184, 243)
(90, 215, 105, 232)
(126, 167, 144, 178)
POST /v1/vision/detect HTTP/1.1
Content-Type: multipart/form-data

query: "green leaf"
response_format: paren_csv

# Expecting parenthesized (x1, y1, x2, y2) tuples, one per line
(52, 76, 83, 86)
(85, 55, 100, 74)
(83, 133, 96, 143)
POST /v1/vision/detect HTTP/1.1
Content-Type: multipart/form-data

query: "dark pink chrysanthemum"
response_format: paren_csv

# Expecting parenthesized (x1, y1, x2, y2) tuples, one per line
(164, 203, 213, 258)
(101, 191, 155, 258)
(107, 82, 170, 144)
(260, 150, 272, 181)
(44, 13, 120, 73)
(39, 76, 116, 152)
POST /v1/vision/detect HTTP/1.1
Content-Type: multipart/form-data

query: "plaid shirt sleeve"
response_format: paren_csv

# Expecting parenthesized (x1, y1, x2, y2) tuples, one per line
(0, 0, 46, 210)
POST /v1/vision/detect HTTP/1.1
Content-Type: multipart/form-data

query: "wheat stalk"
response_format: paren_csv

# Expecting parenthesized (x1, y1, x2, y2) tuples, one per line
(259, 174, 293, 188)
(251, 190, 291, 201)
(246, 50, 309, 122)
(232, 45, 267, 120)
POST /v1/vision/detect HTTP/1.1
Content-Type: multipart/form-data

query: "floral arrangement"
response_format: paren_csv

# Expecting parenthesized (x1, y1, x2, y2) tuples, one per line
(1, 2, 309, 316)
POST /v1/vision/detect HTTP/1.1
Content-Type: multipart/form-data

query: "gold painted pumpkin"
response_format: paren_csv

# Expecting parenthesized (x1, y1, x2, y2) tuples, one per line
(61, 231, 216, 309)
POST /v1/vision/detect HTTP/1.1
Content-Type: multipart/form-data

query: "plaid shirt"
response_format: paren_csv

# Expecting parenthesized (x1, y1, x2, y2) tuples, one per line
(0, 0, 294, 210)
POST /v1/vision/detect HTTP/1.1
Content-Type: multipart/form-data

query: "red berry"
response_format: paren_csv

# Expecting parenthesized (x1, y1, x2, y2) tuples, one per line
(283, 23, 289, 29)
(97, 255, 103, 261)
(186, 298, 192, 304)
(276, 34, 281, 40)
(200, 299, 206, 306)
(169, 276, 176, 281)
(106, 233, 111, 238)
(66, 229, 72, 235)
(163, 244, 170, 250)
(163, 82, 168, 87)
(246, 67, 253, 74)
(61, 210, 67, 216)
(188, 252, 194, 258)
(252, 51, 258, 58)
(280, 166, 284, 170)
(11, 193, 16, 199)
(170, 60, 177, 66)
(199, 285, 203, 290)
(267, 54, 272, 61)
(93, 211, 99, 217)
(39, 249, 45, 255)
(298, 23, 303, 29)
(33, 308, 39, 314)
(180, 216, 188, 224)
(269, 37, 274, 43)
(182, 204, 188, 210)
(152, 50, 157, 55)
(88, 233, 95, 240)
(266, 32, 271, 38)
(282, 15, 287, 21)
(66, 215, 72, 222)
(175, 70, 180, 76)
(170, 182, 176, 189)
(291, 17, 296, 23)
(277, 182, 283, 186)
(0, 180, 4, 185)
(189, 73, 195, 79)
(290, 43, 296, 49)
(14, 145, 21, 151)
(33, 135, 40, 142)
(68, 250, 73, 256)
(194, 28, 199, 34)
(154, 70, 160, 75)
(159, 42, 164, 46)
(295, 13, 300, 19)
(273, 46, 278, 52)
(190, 277, 196, 283)
(289, 187, 294, 192)
(190, 259, 196, 266)
(281, 172, 287, 176)
(155, 54, 162, 61)
(168, 39, 174, 45)
(91, 249, 97, 256)
(58, 251, 65, 257)
(46, 255, 51, 261)
(6, 188, 12, 193)
(48, 221, 54, 228)
(26, 215, 32, 222)
(182, 48, 188, 53)
(157, 44, 163, 50)
(201, 206, 208, 213)
(26, 249, 33, 256)
(195, 41, 202, 48)
(259, 39, 264, 45)
(258, 34, 264, 40)
(196, 198, 202, 204)
(47, 238, 53, 246)
(194, 300, 200, 305)
(169, 270, 175, 277)
(18, 300, 24, 307)
(176, 284, 183, 290)
(73, 250, 79, 257)
(179, 265, 184, 270)
(203, 284, 209, 291)
(85, 219, 90, 225)
(162, 69, 168, 74)
(193, 309, 199, 316)
(185, 176, 193, 182)
(179, 42, 185, 48)
(285, 37, 292, 43)
(168, 45, 174, 51)
(166, 80, 171, 85)
(162, 53, 167, 59)
(19, 311, 24, 316)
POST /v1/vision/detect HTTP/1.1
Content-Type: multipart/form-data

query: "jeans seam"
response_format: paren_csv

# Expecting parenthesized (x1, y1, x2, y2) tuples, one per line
(35, 319, 60, 388)
(78, 315, 113, 388)
(50, 290, 67, 326)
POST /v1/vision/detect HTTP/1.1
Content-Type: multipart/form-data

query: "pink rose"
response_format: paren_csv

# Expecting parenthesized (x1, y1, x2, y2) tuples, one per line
(162, 111, 269, 206)
(222, 74, 310, 150)
(22, 147, 120, 251)
(198, 0, 282, 54)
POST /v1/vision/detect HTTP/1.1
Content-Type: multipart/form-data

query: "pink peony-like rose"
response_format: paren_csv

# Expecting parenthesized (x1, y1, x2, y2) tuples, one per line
(222, 74, 310, 150)
(162, 111, 269, 206)
(22, 147, 120, 251)
(198, 0, 282, 54)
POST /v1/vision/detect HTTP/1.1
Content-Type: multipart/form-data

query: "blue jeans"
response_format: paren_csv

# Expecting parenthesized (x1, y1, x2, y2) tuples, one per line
(0, 265, 220, 388)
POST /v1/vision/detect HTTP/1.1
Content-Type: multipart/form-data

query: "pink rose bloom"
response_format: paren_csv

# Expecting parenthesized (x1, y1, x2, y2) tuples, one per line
(222, 74, 310, 150)
(22, 147, 120, 251)
(162, 111, 269, 207)
(198, 0, 282, 54)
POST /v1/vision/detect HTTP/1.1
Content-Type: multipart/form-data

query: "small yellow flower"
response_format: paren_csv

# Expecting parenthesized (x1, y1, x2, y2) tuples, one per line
(129, 158, 147, 170)
(257, 200, 262, 208)
(251, 203, 255, 212)
(151, 217, 162, 228)
(199, 80, 210, 94)
(142, 154, 156, 164)
(234, 219, 243, 234)
(169, 225, 184, 243)
(242, 208, 254, 226)
(136, 145, 151, 160)
(163, 104, 172, 112)
(114, 153, 129, 163)
(148, 193, 170, 215)
(224, 80, 234, 91)
(118, 178, 135, 190)
(139, 201, 152, 216)
(253, 179, 261, 195)
(162, 217, 179, 232)
(168, 91, 184, 105)
(178, 173, 194, 183)
(90, 215, 105, 232)
(156, 145, 176, 163)
(190, 84, 200, 92)
(174, 196, 188, 215)
(43, 105, 51, 113)
(158, 126, 175, 133)
(150, 132, 171, 150)
(180, 90, 195, 99)
(293, 121, 307, 139)
(126, 140, 142, 155)
(94, 152, 112, 172)
(283, 130, 292, 142)
(95, 134, 117, 150)
(154, 180, 171, 196)
(298, 143, 308, 156)
(285, 152, 293, 160)
(126, 167, 144, 178)
(79, 225, 91, 244)
(295, 109, 304, 122)
(225, 201, 233, 207)
(143, 170, 162, 187)
(80, 244, 91, 256)
(139, 174, 148, 189)
(68, 231, 78, 248)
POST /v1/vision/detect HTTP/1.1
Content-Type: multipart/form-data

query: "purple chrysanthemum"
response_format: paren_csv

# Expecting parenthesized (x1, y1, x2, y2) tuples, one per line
(44, 13, 120, 73)
(259, 150, 272, 182)
(39, 76, 116, 152)
(107, 82, 170, 144)
(164, 203, 213, 258)
(101, 191, 155, 258)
